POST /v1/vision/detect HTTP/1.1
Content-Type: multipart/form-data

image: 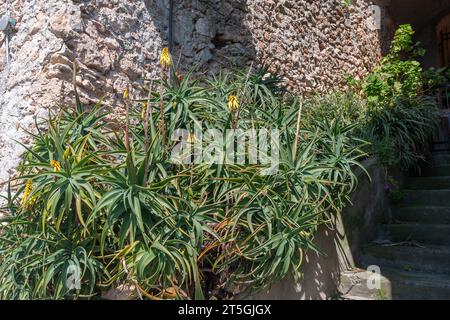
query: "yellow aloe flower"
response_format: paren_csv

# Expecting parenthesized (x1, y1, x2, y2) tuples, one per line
(50, 160, 62, 172)
(159, 47, 172, 69)
(63, 147, 71, 159)
(228, 95, 239, 112)
(141, 101, 148, 119)
(20, 179, 33, 208)
(123, 85, 130, 100)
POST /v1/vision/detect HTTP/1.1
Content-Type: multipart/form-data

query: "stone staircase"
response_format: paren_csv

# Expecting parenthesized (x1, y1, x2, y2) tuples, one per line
(340, 151, 450, 300)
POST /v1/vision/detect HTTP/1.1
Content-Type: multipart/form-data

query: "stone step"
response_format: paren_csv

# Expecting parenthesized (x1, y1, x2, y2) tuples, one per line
(360, 244, 450, 275)
(421, 165, 450, 177)
(400, 190, 450, 207)
(430, 154, 450, 167)
(382, 223, 450, 246)
(393, 206, 450, 224)
(408, 176, 450, 189)
(338, 270, 392, 300)
(379, 267, 450, 300)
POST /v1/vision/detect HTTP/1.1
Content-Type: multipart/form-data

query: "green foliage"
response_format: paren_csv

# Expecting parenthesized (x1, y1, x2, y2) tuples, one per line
(343, 24, 439, 168)
(363, 96, 439, 168)
(301, 92, 439, 169)
(341, 0, 352, 7)
(353, 24, 425, 106)
(389, 24, 422, 55)
(303, 92, 367, 127)
(422, 67, 450, 95)
(0, 67, 368, 300)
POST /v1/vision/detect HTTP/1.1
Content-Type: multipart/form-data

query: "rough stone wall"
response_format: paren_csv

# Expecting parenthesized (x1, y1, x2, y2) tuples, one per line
(0, 0, 391, 201)
(247, 0, 393, 93)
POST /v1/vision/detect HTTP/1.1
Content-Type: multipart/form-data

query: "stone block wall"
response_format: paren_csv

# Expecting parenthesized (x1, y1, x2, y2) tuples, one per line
(168, 0, 394, 94)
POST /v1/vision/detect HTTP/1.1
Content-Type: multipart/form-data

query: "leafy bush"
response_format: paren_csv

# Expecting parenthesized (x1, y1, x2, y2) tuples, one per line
(301, 92, 439, 169)
(351, 24, 425, 106)
(303, 92, 367, 126)
(422, 66, 450, 98)
(363, 96, 439, 168)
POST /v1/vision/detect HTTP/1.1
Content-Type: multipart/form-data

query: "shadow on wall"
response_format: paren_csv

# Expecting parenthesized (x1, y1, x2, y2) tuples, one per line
(144, 0, 256, 73)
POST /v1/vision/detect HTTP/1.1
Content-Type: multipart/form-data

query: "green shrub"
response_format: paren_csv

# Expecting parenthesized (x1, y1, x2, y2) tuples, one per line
(303, 92, 367, 126)
(422, 66, 450, 96)
(346, 24, 439, 168)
